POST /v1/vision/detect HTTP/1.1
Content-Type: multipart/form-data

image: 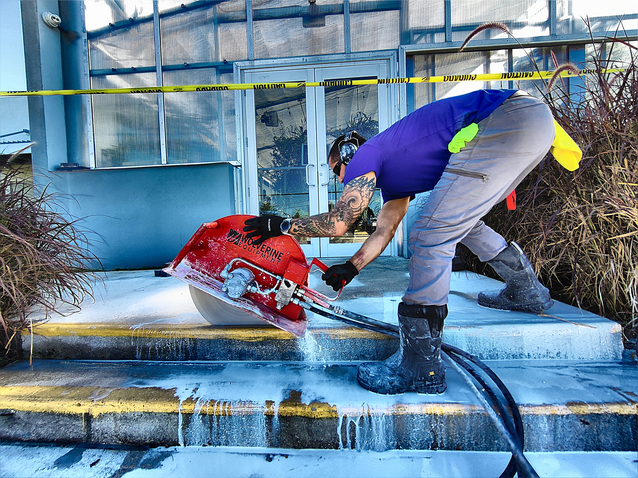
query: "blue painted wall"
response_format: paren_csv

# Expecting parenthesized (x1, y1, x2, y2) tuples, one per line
(50, 163, 236, 270)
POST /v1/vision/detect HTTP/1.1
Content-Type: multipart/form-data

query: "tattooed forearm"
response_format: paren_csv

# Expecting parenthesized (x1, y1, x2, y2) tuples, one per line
(338, 174, 376, 216)
(292, 214, 338, 236)
(290, 172, 377, 237)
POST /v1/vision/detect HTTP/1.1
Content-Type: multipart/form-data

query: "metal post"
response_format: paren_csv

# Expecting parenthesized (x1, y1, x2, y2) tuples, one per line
(59, 0, 95, 168)
(444, 0, 452, 42)
(344, 0, 351, 54)
(399, 0, 410, 45)
(508, 49, 514, 90)
(213, 4, 226, 163)
(247, 0, 254, 60)
(153, 0, 167, 165)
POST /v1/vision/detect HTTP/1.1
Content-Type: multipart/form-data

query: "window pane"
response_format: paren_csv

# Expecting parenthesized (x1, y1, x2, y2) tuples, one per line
(218, 13, 248, 62)
(159, 5, 218, 64)
(411, 50, 509, 107)
(91, 74, 161, 168)
(86, 0, 156, 69)
(163, 69, 236, 164)
(88, 24, 155, 70)
(512, 46, 568, 98)
(253, 0, 344, 58)
(220, 72, 238, 163)
(325, 83, 381, 245)
(407, 0, 445, 44)
(84, 0, 154, 32)
(570, 0, 636, 17)
(583, 42, 637, 69)
(558, 0, 637, 34)
(254, 86, 310, 238)
(451, 0, 549, 41)
(351, 8, 400, 52)
(158, 0, 247, 64)
(572, 41, 638, 101)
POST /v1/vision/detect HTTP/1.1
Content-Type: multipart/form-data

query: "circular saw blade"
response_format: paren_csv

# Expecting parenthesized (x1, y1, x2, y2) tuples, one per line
(189, 285, 272, 327)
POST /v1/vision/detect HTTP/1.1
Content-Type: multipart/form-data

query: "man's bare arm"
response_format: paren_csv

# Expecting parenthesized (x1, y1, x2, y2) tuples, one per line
(289, 172, 377, 237)
(349, 196, 410, 271)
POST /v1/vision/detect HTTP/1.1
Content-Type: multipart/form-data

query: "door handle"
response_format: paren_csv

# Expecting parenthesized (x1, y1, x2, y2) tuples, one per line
(319, 163, 330, 186)
(305, 164, 316, 187)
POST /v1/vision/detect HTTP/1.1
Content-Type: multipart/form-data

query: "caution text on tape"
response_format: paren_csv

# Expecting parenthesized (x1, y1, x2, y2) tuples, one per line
(0, 69, 623, 97)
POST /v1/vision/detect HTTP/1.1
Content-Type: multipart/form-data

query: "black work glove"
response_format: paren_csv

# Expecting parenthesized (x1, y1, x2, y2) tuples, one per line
(243, 214, 285, 245)
(322, 261, 359, 291)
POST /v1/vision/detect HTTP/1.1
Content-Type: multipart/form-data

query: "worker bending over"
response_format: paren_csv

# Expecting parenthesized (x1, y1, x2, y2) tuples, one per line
(244, 89, 555, 395)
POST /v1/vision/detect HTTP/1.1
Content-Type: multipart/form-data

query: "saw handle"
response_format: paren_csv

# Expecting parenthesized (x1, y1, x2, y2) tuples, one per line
(307, 258, 345, 300)
(309, 257, 328, 273)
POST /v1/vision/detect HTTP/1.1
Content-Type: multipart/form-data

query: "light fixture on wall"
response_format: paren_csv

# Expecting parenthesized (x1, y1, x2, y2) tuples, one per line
(303, 0, 325, 28)
(42, 12, 62, 28)
(41, 11, 79, 41)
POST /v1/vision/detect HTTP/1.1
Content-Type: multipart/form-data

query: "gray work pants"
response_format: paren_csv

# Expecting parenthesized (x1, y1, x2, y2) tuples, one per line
(403, 92, 555, 306)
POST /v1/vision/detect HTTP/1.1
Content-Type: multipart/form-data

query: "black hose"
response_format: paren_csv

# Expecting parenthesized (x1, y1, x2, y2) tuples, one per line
(443, 350, 539, 478)
(443, 344, 525, 444)
(297, 299, 538, 478)
(296, 300, 401, 337)
(443, 345, 529, 477)
(443, 348, 522, 478)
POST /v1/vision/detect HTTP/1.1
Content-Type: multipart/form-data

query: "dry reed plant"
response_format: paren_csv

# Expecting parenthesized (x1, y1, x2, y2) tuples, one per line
(460, 23, 637, 334)
(0, 146, 100, 359)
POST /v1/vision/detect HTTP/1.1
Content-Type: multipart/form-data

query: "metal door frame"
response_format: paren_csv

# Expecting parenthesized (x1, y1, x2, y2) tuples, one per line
(235, 52, 399, 257)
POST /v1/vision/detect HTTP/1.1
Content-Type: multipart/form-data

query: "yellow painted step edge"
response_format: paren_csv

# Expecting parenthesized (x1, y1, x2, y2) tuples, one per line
(24, 323, 391, 341)
(1, 386, 635, 419)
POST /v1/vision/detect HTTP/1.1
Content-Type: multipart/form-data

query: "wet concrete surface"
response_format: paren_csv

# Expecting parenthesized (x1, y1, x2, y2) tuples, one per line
(24, 258, 624, 362)
(2, 259, 636, 476)
(0, 443, 637, 478)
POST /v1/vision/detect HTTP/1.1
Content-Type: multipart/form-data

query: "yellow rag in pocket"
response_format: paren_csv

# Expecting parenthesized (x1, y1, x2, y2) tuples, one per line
(551, 120, 582, 171)
(448, 123, 479, 153)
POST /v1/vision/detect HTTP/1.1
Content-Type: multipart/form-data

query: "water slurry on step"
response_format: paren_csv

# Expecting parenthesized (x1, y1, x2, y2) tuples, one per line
(0, 359, 636, 451)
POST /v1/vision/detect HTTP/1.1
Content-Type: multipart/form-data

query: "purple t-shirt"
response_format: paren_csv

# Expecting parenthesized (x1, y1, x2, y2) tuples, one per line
(343, 89, 517, 201)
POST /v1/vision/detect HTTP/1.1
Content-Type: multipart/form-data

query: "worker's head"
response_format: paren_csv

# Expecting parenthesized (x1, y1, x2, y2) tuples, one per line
(328, 131, 366, 183)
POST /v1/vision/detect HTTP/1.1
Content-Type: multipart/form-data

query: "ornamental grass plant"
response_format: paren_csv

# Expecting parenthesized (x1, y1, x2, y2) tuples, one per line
(462, 27, 637, 343)
(0, 146, 100, 363)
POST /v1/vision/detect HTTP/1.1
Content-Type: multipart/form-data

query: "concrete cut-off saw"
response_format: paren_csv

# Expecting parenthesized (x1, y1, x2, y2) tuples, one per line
(163, 215, 396, 337)
(164, 215, 539, 478)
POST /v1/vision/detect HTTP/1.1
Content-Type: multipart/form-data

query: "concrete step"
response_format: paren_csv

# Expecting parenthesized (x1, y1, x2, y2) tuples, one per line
(1, 359, 636, 452)
(23, 268, 623, 362)
(22, 323, 397, 362)
(1, 442, 636, 478)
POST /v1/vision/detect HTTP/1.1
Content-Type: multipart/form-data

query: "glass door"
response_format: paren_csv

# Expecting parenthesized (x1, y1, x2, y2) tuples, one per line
(244, 60, 392, 258)
(245, 67, 321, 257)
(315, 63, 390, 257)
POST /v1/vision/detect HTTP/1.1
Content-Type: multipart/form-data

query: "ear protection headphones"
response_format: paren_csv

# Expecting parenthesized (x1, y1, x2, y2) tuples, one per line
(338, 131, 359, 166)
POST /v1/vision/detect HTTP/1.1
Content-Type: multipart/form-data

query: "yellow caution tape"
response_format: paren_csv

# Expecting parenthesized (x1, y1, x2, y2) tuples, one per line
(0, 69, 624, 97)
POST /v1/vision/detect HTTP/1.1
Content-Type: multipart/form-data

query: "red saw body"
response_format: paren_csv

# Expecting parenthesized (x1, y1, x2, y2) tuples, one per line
(164, 215, 331, 337)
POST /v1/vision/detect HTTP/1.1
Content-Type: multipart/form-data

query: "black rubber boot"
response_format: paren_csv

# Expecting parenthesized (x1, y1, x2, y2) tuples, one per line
(478, 242, 554, 312)
(357, 303, 447, 395)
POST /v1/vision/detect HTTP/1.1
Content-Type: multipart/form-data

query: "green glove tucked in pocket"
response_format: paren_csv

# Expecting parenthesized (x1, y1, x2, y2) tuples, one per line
(448, 123, 479, 153)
